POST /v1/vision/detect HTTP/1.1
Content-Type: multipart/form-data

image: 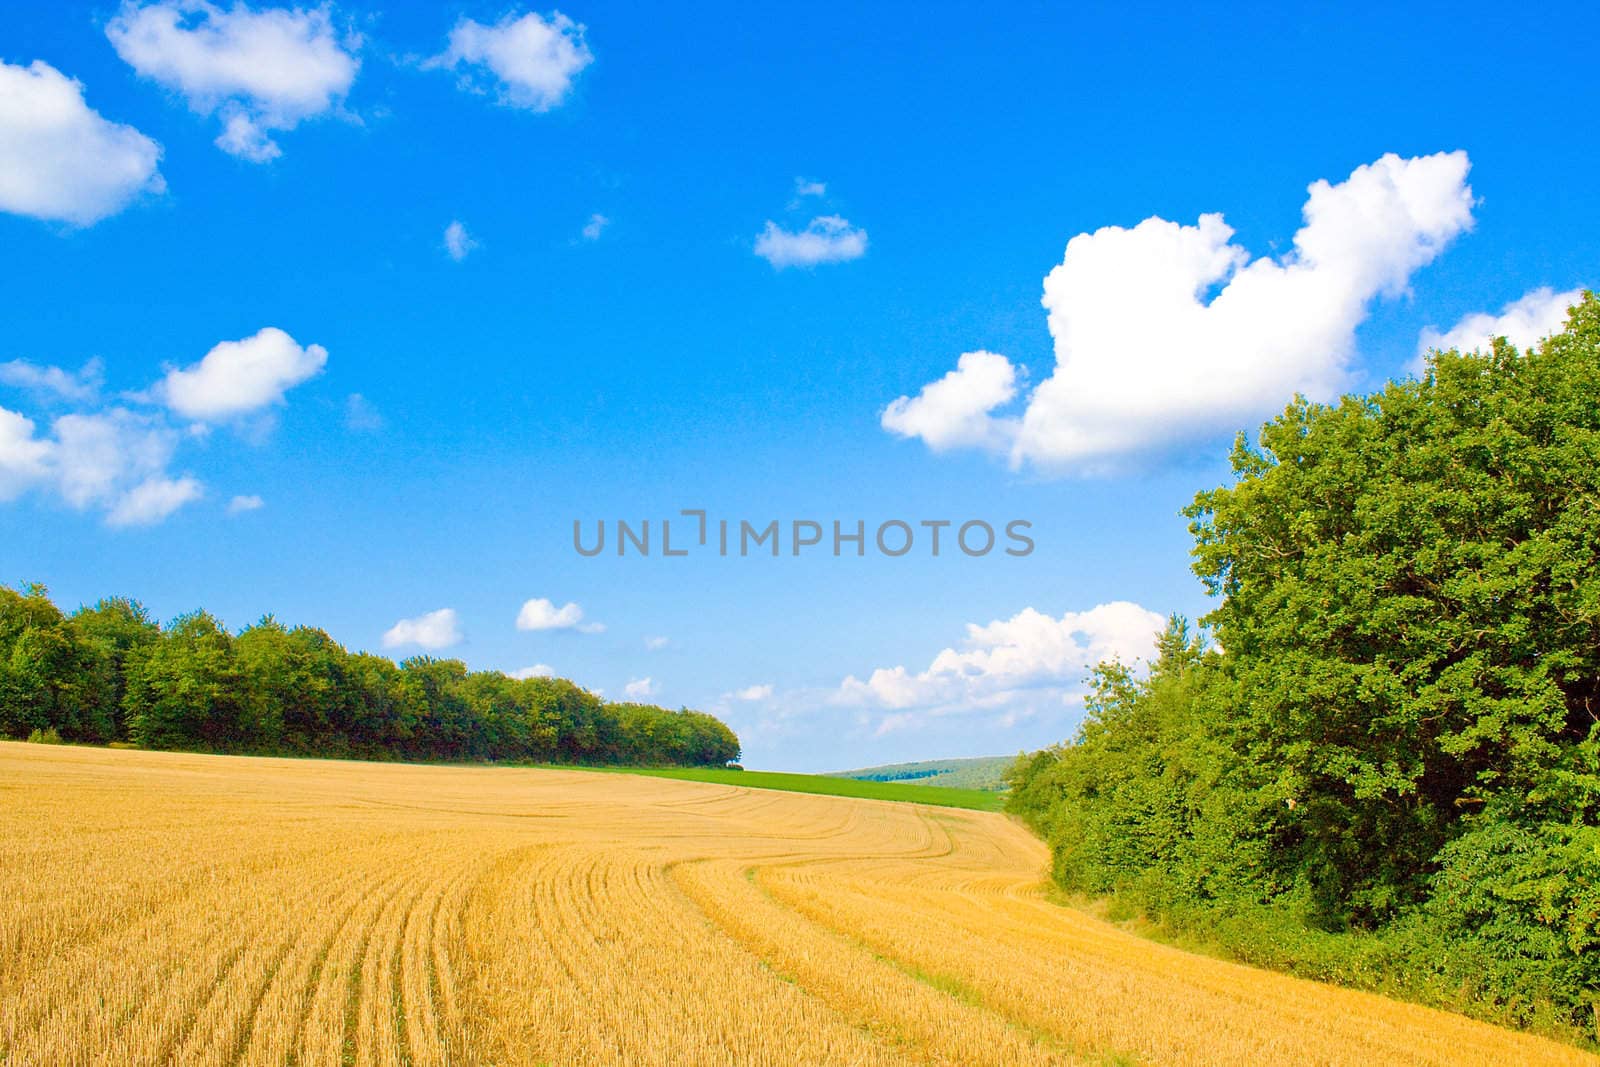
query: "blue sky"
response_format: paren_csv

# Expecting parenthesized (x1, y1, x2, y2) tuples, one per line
(2, 1, 1595, 770)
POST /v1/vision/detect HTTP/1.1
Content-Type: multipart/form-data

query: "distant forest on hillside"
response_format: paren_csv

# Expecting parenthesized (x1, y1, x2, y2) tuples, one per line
(827, 756, 1013, 791)
(0, 585, 740, 768)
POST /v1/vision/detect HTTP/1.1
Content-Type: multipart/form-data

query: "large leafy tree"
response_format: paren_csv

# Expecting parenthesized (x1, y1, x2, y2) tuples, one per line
(1007, 294, 1600, 1028)
(1186, 292, 1600, 922)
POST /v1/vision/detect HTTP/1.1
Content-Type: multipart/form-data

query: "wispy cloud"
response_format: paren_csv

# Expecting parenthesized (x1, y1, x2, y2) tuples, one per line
(755, 215, 868, 269)
(444, 220, 476, 261)
(344, 393, 384, 433)
(0, 358, 104, 405)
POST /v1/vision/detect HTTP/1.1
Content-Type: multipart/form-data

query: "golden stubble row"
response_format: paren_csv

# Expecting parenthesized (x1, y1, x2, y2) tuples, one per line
(0, 743, 1592, 1067)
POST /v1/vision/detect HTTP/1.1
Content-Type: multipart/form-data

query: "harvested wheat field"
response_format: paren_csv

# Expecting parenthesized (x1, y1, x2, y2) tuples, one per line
(0, 743, 1591, 1067)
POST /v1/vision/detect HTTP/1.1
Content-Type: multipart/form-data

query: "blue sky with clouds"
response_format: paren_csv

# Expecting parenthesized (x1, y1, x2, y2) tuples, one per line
(2, 1, 1595, 770)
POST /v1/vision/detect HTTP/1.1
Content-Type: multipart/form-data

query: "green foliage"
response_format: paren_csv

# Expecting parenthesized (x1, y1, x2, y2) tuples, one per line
(1009, 293, 1600, 1038)
(602, 765, 1006, 811)
(0, 585, 740, 769)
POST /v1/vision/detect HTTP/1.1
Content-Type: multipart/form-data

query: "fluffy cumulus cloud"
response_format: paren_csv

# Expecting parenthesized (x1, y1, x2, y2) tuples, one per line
(836, 601, 1166, 732)
(623, 676, 657, 700)
(106, 0, 360, 162)
(755, 215, 868, 269)
(884, 151, 1476, 471)
(729, 683, 773, 701)
(428, 11, 592, 112)
(881, 350, 1020, 451)
(0, 59, 164, 225)
(1, 326, 330, 526)
(516, 597, 603, 633)
(0, 403, 204, 525)
(1417, 286, 1584, 367)
(159, 327, 327, 420)
(443, 220, 476, 261)
(382, 608, 461, 650)
(51, 409, 177, 509)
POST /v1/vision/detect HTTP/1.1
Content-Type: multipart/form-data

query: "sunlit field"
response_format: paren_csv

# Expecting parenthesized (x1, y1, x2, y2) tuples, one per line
(0, 743, 1591, 1066)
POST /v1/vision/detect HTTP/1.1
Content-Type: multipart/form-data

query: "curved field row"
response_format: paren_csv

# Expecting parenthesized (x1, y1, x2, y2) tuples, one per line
(0, 743, 1592, 1066)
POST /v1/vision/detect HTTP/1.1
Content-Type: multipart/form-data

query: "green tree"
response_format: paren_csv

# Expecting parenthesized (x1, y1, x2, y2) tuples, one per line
(125, 611, 246, 750)
(68, 597, 160, 740)
(0, 584, 106, 740)
(4, 586, 743, 771)
(1185, 291, 1600, 924)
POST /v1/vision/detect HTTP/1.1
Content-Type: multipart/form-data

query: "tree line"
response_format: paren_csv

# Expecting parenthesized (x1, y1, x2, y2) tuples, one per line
(1008, 293, 1600, 1037)
(0, 587, 740, 768)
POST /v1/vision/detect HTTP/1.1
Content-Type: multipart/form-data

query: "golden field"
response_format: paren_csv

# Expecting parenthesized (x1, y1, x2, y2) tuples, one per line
(0, 742, 1592, 1067)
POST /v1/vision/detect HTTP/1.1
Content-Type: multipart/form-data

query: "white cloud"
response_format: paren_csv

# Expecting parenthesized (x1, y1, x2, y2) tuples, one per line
(382, 608, 461, 650)
(0, 59, 164, 225)
(0, 408, 52, 501)
(428, 11, 592, 112)
(0, 333, 329, 527)
(159, 326, 327, 420)
(884, 151, 1476, 471)
(730, 683, 773, 701)
(581, 213, 608, 241)
(107, 475, 203, 527)
(623, 676, 657, 700)
(516, 597, 580, 630)
(443, 219, 476, 261)
(0, 358, 104, 404)
(1417, 286, 1583, 368)
(837, 601, 1165, 720)
(793, 178, 826, 198)
(344, 392, 383, 432)
(106, 0, 360, 162)
(881, 350, 1020, 451)
(755, 215, 868, 269)
(53, 409, 184, 509)
(0, 403, 207, 525)
(509, 664, 554, 679)
(516, 597, 603, 633)
(644, 635, 669, 650)
(0, 329, 327, 527)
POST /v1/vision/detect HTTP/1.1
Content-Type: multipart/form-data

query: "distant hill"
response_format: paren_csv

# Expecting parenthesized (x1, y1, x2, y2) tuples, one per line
(824, 755, 1015, 792)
